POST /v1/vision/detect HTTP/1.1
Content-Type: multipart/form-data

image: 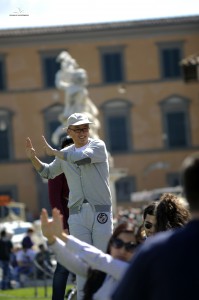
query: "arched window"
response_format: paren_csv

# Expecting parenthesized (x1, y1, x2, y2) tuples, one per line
(159, 95, 191, 148)
(116, 176, 136, 203)
(0, 109, 13, 161)
(42, 104, 64, 148)
(101, 99, 132, 153)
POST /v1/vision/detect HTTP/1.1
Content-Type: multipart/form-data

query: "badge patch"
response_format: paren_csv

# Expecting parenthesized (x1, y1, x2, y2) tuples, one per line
(97, 213, 108, 224)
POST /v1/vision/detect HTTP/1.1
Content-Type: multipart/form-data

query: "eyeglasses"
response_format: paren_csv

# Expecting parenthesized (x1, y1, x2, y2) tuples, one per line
(144, 222, 154, 230)
(111, 238, 137, 252)
(68, 127, 89, 134)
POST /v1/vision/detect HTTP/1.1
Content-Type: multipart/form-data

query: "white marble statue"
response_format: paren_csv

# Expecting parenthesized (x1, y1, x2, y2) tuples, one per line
(52, 51, 100, 144)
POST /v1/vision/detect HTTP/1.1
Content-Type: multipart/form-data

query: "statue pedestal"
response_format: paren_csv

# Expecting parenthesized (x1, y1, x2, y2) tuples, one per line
(109, 167, 127, 216)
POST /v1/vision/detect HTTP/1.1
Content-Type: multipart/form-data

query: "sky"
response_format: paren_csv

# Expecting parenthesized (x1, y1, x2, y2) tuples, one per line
(0, 0, 199, 30)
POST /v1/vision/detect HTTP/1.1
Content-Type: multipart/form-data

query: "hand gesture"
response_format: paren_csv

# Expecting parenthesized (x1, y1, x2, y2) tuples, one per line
(40, 208, 64, 241)
(25, 137, 36, 159)
(42, 135, 55, 156)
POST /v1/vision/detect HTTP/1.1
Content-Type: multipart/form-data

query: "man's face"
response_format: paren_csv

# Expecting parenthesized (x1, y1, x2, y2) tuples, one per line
(67, 124, 89, 148)
(144, 214, 156, 237)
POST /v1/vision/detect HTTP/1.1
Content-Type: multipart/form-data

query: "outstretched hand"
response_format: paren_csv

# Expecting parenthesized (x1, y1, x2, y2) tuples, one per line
(40, 208, 65, 242)
(25, 137, 36, 159)
(42, 135, 56, 156)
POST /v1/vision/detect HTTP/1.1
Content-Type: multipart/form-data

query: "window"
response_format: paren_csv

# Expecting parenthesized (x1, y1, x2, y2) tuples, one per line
(0, 109, 13, 161)
(116, 176, 136, 203)
(166, 112, 187, 147)
(42, 104, 64, 148)
(0, 57, 6, 91)
(167, 173, 180, 187)
(41, 52, 60, 88)
(100, 47, 125, 84)
(160, 95, 191, 149)
(101, 99, 132, 153)
(158, 42, 183, 79)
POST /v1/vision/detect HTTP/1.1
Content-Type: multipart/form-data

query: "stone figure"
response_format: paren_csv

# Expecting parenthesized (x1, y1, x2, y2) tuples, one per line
(52, 51, 100, 145)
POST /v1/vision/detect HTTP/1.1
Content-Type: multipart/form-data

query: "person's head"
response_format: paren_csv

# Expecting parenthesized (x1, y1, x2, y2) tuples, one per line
(0, 229, 6, 239)
(143, 202, 158, 237)
(65, 113, 93, 148)
(108, 223, 138, 262)
(27, 228, 34, 235)
(38, 244, 45, 251)
(181, 153, 199, 213)
(155, 193, 191, 233)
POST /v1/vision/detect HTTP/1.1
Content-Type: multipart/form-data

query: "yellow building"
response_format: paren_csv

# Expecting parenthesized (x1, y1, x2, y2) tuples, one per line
(0, 16, 199, 218)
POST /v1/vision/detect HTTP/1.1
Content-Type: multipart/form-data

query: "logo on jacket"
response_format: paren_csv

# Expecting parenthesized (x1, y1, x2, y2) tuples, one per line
(97, 213, 108, 224)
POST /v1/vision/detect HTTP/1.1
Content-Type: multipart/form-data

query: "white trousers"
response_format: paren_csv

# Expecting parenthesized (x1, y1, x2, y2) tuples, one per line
(68, 203, 113, 300)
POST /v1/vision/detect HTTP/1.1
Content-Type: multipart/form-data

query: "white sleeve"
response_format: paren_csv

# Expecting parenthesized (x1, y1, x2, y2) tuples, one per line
(66, 236, 128, 280)
(49, 238, 88, 277)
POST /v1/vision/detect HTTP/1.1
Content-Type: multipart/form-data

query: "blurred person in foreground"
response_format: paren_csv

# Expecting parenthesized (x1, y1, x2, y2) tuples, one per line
(111, 153, 199, 300)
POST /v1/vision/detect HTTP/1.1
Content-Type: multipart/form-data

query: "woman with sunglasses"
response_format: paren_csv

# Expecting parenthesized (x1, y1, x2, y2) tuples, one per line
(143, 193, 191, 238)
(41, 208, 138, 300)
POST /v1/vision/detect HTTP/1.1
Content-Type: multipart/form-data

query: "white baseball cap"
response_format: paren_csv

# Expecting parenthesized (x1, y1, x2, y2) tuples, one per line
(64, 113, 93, 129)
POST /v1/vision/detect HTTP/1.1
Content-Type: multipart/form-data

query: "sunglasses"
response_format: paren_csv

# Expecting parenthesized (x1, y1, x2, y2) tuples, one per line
(111, 238, 137, 252)
(69, 127, 89, 134)
(144, 222, 154, 230)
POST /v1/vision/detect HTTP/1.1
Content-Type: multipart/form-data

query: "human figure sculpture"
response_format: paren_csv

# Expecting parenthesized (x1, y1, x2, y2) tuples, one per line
(52, 51, 100, 145)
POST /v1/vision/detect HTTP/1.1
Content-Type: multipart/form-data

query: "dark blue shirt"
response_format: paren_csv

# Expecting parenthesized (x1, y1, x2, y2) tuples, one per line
(112, 220, 199, 300)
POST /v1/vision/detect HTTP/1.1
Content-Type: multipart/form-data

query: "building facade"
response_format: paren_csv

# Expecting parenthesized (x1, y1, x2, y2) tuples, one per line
(0, 16, 199, 218)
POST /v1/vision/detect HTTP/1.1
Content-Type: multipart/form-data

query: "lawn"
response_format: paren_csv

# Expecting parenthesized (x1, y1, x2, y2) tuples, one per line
(0, 285, 74, 300)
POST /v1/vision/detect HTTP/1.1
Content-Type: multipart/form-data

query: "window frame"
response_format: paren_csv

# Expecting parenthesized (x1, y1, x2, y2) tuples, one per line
(115, 176, 136, 203)
(0, 55, 7, 91)
(157, 41, 184, 80)
(159, 95, 191, 149)
(166, 172, 180, 187)
(99, 46, 126, 84)
(0, 108, 14, 161)
(42, 103, 64, 148)
(101, 99, 132, 153)
(40, 50, 63, 89)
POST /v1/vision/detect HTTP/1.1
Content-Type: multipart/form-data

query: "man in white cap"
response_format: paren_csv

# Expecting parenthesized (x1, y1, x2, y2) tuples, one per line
(25, 112, 113, 300)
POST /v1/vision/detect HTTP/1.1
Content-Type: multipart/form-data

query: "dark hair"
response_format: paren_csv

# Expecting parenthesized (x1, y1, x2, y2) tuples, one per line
(181, 154, 199, 211)
(156, 193, 191, 232)
(0, 229, 6, 238)
(143, 202, 158, 220)
(59, 136, 73, 149)
(83, 223, 137, 300)
(135, 224, 146, 244)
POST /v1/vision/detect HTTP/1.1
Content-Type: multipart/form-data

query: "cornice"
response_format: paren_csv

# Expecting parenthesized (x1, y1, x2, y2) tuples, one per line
(0, 16, 198, 46)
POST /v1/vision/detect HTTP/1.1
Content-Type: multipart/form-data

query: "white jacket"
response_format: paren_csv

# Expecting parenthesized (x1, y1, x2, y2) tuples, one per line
(49, 235, 129, 300)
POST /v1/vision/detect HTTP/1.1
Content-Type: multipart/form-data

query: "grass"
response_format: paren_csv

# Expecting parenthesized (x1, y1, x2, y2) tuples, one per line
(0, 285, 74, 300)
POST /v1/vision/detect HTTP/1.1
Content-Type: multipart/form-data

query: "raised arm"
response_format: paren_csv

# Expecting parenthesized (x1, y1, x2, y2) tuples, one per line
(25, 137, 43, 172)
(41, 208, 128, 280)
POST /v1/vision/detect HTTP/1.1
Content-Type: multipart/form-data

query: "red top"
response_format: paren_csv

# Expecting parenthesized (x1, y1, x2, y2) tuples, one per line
(48, 173, 69, 230)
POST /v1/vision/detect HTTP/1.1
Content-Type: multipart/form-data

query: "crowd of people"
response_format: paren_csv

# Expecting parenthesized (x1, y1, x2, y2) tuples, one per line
(1, 112, 198, 300)
(0, 227, 53, 289)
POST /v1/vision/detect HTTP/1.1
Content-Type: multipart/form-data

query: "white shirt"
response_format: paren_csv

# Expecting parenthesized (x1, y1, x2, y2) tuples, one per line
(49, 235, 129, 300)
